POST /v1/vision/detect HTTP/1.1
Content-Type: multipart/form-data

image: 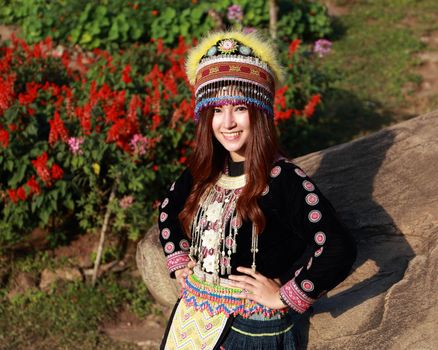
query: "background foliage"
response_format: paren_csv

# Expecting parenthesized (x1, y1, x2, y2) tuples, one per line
(0, 1, 334, 247)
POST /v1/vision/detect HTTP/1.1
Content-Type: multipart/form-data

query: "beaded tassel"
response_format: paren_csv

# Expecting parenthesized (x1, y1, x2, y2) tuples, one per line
(251, 223, 258, 271)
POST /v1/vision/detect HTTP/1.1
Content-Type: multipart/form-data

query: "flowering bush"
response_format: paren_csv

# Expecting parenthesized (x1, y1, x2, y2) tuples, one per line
(0, 3, 334, 246)
(0, 36, 195, 245)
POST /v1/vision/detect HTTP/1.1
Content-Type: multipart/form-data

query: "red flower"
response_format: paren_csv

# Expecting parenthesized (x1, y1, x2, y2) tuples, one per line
(155, 38, 165, 55)
(0, 75, 15, 115)
(288, 39, 302, 57)
(0, 128, 9, 147)
(48, 111, 69, 145)
(122, 64, 132, 84)
(26, 176, 41, 195)
(107, 118, 139, 152)
(151, 114, 161, 130)
(151, 10, 159, 16)
(51, 164, 64, 180)
(303, 94, 321, 118)
(152, 165, 159, 171)
(17, 187, 27, 201)
(75, 105, 92, 135)
(31, 152, 51, 185)
(127, 94, 142, 125)
(18, 82, 40, 105)
(7, 189, 18, 203)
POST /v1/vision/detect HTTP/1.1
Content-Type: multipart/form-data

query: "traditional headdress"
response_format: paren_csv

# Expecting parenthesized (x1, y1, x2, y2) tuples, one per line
(186, 30, 285, 122)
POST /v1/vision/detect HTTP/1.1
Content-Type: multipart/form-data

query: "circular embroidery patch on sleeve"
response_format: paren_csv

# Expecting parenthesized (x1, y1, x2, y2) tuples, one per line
(294, 168, 307, 178)
(305, 193, 319, 206)
(308, 210, 322, 223)
(270, 166, 281, 178)
(306, 257, 313, 270)
(314, 231, 326, 245)
(179, 239, 190, 251)
(164, 242, 175, 254)
(170, 182, 175, 191)
(161, 198, 169, 208)
(314, 247, 324, 257)
(161, 228, 171, 239)
(294, 267, 303, 277)
(262, 185, 269, 196)
(160, 212, 168, 222)
(301, 280, 314, 292)
(302, 180, 315, 192)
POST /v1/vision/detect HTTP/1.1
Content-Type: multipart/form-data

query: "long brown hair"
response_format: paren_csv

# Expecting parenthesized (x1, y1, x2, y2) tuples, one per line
(179, 105, 283, 236)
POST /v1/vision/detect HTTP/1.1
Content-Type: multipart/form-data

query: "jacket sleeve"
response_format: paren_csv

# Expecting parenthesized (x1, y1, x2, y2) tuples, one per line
(278, 163, 357, 314)
(158, 168, 193, 278)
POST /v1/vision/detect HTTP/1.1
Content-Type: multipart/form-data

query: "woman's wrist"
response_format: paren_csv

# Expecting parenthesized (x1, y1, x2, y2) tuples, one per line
(278, 290, 289, 308)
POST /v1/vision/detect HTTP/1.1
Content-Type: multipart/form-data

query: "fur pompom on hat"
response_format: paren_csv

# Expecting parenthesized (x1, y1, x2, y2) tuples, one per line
(185, 30, 285, 122)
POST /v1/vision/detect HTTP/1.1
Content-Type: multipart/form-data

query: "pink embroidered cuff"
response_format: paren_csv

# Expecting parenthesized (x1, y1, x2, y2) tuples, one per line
(166, 250, 191, 274)
(279, 278, 315, 314)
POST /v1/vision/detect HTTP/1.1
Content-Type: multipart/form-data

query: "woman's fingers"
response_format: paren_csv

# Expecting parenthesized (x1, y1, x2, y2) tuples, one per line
(228, 274, 259, 287)
(235, 266, 267, 282)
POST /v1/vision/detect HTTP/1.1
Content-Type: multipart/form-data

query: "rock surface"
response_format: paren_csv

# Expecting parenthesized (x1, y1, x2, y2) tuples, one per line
(7, 272, 38, 300)
(293, 110, 438, 349)
(39, 267, 83, 291)
(136, 225, 180, 306)
(136, 111, 438, 349)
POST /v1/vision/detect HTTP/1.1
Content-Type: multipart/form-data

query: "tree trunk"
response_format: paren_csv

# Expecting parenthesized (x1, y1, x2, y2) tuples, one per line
(91, 181, 117, 286)
(269, 0, 278, 40)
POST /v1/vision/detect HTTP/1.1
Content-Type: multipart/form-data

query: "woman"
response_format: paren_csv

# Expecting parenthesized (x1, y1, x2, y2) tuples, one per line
(158, 30, 356, 349)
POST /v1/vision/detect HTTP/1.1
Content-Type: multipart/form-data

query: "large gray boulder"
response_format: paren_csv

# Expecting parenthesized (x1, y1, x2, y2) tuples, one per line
(137, 111, 438, 349)
(294, 110, 438, 349)
(136, 225, 179, 306)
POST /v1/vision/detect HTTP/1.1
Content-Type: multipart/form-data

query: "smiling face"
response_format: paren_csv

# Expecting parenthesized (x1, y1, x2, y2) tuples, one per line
(211, 104, 250, 162)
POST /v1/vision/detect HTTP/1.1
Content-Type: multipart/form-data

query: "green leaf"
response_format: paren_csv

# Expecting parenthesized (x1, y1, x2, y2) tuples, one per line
(64, 197, 75, 210)
(39, 210, 50, 225)
(95, 5, 107, 18)
(6, 160, 14, 172)
(108, 22, 119, 41)
(8, 162, 27, 187)
(191, 7, 203, 20)
(70, 28, 82, 43)
(162, 7, 176, 20)
(80, 32, 93, 44)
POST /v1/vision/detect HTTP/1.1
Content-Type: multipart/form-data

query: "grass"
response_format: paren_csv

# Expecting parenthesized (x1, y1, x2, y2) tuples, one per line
(282, 0, 438, 156)
(324, 0, 438, 112)
(0, 252, 158, 350)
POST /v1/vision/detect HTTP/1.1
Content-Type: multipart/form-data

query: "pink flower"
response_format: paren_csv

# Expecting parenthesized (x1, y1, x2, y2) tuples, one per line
(68, 137, 84, 155)
(242, 27, 256, 34)
(313, 39, 332, 58)
(227, 5, 243, 22)
(129, 134, 149, 156)
(119, 195, 134, 209)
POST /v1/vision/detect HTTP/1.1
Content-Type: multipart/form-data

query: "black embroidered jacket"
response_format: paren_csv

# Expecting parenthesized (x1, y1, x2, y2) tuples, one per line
(158, 159, 356, 314)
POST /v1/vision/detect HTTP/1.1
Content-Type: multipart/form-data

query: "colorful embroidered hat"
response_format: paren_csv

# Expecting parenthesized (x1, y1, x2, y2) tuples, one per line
(185, 30, 285, 122)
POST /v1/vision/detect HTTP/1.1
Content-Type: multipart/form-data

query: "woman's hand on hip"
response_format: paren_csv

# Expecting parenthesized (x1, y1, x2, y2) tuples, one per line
(228, 266, 286, 310)
(174, 260, 196, 290)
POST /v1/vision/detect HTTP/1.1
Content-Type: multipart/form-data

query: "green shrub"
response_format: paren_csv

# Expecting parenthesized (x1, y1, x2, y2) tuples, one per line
(0, 0, 332, 48)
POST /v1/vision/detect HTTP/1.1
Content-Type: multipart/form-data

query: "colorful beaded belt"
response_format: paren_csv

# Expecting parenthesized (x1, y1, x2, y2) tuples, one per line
(182, 271, 288, 319)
